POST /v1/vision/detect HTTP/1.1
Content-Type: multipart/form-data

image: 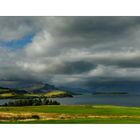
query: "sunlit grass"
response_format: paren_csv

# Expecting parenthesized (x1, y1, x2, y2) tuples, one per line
(0, 93, 15, 97)
(1, 105, 140, 123)
(43, 90, 72, 97)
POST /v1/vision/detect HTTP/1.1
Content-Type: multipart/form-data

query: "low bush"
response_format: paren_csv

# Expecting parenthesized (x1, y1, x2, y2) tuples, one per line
(2, 97, 60, 106)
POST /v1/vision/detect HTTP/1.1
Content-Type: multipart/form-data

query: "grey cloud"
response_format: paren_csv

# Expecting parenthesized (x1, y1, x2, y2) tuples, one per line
(1, 17, 140, 86)
(0, 17, 40, 41)
(49, 61, 97, 75)
(45, 17, 140, 47)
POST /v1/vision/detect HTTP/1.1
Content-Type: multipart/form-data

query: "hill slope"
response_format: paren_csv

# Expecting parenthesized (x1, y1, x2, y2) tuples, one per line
(0, 83, 73, 99)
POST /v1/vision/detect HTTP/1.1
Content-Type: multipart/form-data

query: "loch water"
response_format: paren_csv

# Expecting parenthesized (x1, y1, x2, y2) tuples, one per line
(1, 94, 140, 107)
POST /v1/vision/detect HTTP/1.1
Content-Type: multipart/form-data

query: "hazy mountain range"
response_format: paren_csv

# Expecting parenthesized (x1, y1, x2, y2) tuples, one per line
(0, 80, 140, 95)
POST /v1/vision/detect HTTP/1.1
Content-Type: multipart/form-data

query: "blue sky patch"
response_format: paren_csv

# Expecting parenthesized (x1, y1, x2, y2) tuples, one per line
(0, 33, 35, 50)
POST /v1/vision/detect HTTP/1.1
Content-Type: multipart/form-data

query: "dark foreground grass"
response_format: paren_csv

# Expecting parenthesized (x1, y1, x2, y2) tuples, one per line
(1, 105, 140, 123)
(1, 118, 140, 124)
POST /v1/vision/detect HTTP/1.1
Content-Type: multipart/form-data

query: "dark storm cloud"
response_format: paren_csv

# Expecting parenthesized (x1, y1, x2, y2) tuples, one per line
(46, 17, 140, 46)
(50, 61, 97, 74)
(1, 17, 140, 85)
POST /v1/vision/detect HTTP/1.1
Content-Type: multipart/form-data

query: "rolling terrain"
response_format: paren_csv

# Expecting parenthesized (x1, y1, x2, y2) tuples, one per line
(0, 83, 73, 99)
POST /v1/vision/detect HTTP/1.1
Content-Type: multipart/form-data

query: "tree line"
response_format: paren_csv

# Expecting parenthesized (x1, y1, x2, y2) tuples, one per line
(2, 97, 60, 106)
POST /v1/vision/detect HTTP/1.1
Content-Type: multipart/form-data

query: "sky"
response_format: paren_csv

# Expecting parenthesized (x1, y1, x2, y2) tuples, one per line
(1, 17, 140, 87)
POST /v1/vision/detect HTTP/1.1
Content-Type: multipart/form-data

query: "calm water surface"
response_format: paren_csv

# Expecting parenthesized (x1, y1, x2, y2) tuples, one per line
(1, 94, 140, 106)
(52, 94, 140, 107)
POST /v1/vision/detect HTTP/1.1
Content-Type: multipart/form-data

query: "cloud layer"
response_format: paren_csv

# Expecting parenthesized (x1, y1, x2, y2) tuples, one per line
(1, 17, 140, 86)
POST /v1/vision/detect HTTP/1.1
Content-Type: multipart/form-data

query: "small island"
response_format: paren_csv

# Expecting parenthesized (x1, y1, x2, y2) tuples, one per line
(93, 92, 128, 95)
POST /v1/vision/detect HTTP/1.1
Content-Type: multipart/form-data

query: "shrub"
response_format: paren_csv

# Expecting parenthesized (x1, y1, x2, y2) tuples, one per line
(2, 98, 60, 106)
(31, 115, 40, 119)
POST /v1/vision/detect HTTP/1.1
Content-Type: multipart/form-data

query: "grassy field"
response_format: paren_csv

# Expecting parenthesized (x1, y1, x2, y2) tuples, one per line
(0, 105, 140, 123)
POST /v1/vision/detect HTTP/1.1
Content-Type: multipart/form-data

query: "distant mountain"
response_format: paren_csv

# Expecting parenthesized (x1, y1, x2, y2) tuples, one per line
(0, 83, 74, 98)
(2, 80, 140, 95)
(58, 81, 140, 95)
(0, 86, 28, 94)
(58, 86, 89, 95)
(23, 83, 59, 93)
(0, 81, 76, 96)
(87, 81, 140, 94)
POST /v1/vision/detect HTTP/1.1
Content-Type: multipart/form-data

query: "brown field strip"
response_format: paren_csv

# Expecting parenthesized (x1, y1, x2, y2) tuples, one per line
(0, 112, 140, 122)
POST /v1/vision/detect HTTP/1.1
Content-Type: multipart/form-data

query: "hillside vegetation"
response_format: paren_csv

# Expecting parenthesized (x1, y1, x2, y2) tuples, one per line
(0, 86, 73, 99)
(43, 91, 73, 98)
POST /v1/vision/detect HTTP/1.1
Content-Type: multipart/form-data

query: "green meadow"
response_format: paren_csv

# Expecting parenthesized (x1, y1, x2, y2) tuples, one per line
(0, 105, 140, 123)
